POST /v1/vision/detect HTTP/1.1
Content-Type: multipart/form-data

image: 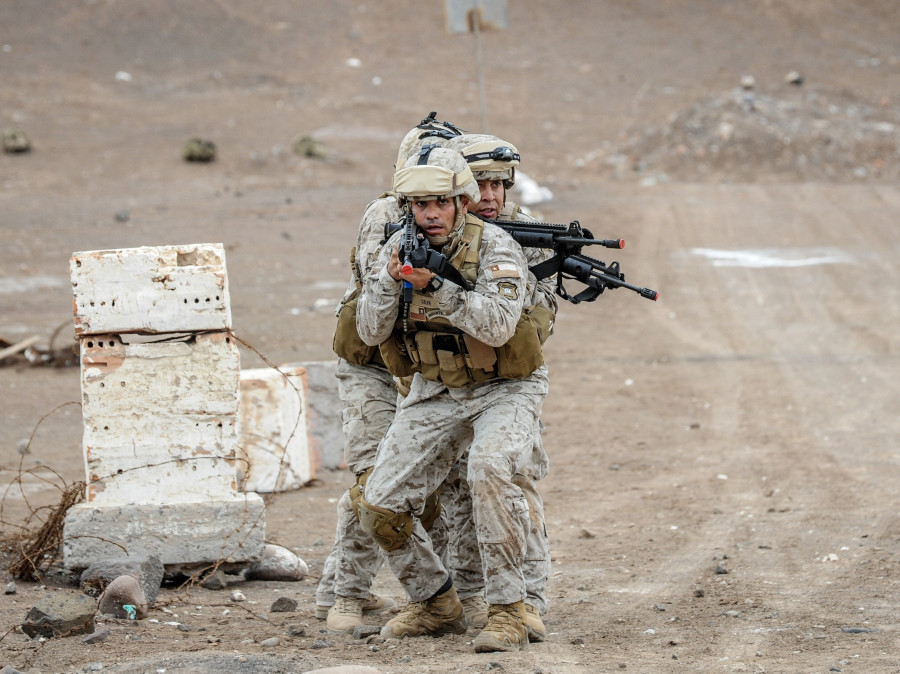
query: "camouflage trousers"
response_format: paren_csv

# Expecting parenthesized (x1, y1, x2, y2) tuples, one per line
(365, 367, 549, 604)
(444, 423, 551, 614)
(316, 359, 396, 605)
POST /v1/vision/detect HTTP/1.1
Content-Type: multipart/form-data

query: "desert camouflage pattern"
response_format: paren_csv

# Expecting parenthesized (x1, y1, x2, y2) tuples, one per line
(316, 360, 396, 605)
(442, 201, 555, 612)
(394, 147, 481, 204)
(336, 195, 403, 308)
(364, 366, 549, 602)
(319, 193, 403, 606)
(393, 114, 464, 170)
(359, 216, 548, 603)
(449, 133, 520, 184)
(357, 223, 529, 349)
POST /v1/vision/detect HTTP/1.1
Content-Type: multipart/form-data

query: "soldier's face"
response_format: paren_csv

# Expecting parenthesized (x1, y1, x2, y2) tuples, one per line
(412, 196, 464, 238)
(476, 179, 505, 220)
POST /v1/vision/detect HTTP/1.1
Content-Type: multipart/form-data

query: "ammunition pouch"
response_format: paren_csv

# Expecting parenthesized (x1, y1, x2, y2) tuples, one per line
(527, 303, 555, 345)
(357, 497, 415, 552)
(379, 311, 544, 386)
(333, 292, 384, 367)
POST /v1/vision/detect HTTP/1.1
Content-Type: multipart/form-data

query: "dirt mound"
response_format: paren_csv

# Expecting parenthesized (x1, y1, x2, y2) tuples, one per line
(601, 84, 899, 183)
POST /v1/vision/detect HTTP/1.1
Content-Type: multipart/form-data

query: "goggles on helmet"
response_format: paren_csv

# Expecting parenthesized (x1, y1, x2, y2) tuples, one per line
(463, 146, 520, 164)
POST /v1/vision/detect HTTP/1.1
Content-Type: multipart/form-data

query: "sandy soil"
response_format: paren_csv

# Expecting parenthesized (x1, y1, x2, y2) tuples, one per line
(1, 1, 898, 672)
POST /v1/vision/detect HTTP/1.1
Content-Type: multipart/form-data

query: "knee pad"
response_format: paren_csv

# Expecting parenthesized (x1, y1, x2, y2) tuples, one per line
(356, 497, 415, 552)
(349, 467, 374, 521)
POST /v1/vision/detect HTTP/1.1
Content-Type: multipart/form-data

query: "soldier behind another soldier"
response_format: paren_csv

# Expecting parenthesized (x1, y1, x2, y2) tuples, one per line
(356, 146, 548, 652)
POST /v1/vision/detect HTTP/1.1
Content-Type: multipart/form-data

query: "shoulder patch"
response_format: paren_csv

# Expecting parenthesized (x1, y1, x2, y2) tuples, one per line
(487, 263, 521, 279)
(497, 281, 518, 300)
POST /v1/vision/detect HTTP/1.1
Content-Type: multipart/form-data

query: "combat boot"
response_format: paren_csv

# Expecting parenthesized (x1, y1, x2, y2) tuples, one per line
(461, 594, 488, 628)
(524, 602, 546, 642)
(380, 586, 468, 638)
(326, 595, 364, 633)
(472, 601, 528, 652)
(316, 592, 396, 620)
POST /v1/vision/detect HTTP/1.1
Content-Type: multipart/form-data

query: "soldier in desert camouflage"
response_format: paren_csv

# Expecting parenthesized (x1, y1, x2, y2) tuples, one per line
(440, 133, 555, 643)
(316, 115, 464, 633)
(356, 146, 547, 652)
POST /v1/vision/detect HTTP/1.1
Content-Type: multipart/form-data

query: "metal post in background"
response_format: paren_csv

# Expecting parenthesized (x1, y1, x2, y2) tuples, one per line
(445, 0, 508, 133)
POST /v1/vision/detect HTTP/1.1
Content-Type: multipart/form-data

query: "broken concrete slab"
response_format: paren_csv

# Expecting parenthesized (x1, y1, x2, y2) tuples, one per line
(71, 243, 231, 336)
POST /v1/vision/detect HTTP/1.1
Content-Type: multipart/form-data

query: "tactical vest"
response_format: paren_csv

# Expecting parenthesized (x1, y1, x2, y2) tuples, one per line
(332, 246, 385, 367)
(378, 214, 546, 388)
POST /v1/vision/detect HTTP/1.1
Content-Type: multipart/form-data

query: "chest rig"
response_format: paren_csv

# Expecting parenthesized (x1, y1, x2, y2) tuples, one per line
(378, 214, 544, 388)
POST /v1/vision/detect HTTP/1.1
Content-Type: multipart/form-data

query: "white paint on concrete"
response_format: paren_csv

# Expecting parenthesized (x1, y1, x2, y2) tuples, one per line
(71, 243, 231, 336)
(237, 366, 313, 493)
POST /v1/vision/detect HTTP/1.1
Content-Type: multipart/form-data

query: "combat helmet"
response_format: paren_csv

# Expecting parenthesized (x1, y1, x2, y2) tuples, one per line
(394, 111, 466, 169)
(449, 133, 520, 188)
(393, 145, 481, 205)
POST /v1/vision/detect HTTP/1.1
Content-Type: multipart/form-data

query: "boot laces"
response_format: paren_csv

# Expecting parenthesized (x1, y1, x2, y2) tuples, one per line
(335, 597, 363, 615)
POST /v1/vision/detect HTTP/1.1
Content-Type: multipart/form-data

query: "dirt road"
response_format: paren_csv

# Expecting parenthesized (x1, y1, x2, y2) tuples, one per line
(2, 2, 898, 672)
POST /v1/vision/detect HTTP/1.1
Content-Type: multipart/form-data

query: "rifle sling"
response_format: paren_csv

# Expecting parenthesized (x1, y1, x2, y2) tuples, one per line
(530, 254, 564, 281)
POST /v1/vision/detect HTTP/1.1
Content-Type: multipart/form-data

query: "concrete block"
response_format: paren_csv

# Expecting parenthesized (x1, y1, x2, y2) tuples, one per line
(80, 332, 241, 504)
(71, 243, 231, 336)
(237, 366, 314, 493)
(62, 495, 265, 571)
(281, 360, 344, 470)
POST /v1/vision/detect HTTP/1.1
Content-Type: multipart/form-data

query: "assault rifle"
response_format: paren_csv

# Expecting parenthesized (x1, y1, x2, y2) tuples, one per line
(384, 217, 656, 303)
(489, 219, 658, 303)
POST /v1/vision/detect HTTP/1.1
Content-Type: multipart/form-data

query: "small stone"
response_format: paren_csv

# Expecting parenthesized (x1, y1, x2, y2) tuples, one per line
(5, 582, 16, 595)
(571, 636, 585, 645)
(725, 610, 741, 618)
(693, 587, 705, 597)
(714, 565, 729, 575)
(2, 128, 31, 153)
(352, 624, 381, 640)
(85, 662, 103, 671)
(114, 210, 130, 223)
(292, 135, 327, 159)
(287, 624, 307, 637)
(82, 628, 110, 644)
(310, 639, 331, 649)
(245, 544, 308, 581)
(98, 575, 147, 619)
(785, 71, 804, 86)
(270, 596, 298, 613)
(259, 636, 280, 647)
(200, 568, 229, 590)
(207, 636, 221, 643)
(183, 138, 216, 162)
(653, 604, 667, 611)
(177, 623, 192, 632)
(578, 528, 596, 539)
(486, 663, 502, 671)
(230, 590, 246, 602)
(81, 556, 163, 602)
(23, 591, 97, 639)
